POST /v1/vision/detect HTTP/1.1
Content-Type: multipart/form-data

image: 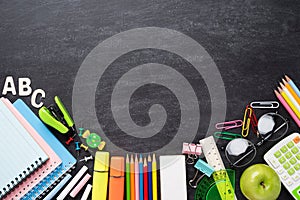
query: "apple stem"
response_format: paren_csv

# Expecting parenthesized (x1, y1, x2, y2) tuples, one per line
(260, 182, 266, 189)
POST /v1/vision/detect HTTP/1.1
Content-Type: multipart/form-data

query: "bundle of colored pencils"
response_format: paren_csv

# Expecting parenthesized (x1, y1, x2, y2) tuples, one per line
(274, 75, 300, 127)
(125, 154, 158, 200)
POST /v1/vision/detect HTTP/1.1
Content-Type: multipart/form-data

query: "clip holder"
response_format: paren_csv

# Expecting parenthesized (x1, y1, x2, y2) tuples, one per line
(215, 120, 243, 130)
(182, 143, 202, 165)
(250, 101, 279, 109)
(189, 159, 214, 188)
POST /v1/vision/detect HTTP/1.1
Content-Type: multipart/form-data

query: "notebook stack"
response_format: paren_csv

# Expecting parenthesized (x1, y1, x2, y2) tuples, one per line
(0, 98, 76, 200)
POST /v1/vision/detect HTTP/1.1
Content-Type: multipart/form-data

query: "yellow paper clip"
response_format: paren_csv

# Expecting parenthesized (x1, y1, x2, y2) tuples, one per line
(242, 106, 252, 137)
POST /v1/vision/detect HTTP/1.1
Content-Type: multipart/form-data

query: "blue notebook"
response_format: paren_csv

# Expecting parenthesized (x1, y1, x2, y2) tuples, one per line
(13, 99, 77, 199)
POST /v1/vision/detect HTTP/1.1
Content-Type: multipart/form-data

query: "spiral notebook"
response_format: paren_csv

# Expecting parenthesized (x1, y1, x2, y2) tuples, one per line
(12, 99, 77, 199)
(1, 98, 62, 200)
(0, 99, 49, 198)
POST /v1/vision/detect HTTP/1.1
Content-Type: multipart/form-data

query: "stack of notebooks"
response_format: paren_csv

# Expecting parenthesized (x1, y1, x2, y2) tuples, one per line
(0, 98, 76, 200)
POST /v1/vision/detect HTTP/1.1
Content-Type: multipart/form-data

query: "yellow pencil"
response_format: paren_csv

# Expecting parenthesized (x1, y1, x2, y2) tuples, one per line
(152, 154, 158, 200)
(283, 78, 300, 105)
(278, 87, 300, 120)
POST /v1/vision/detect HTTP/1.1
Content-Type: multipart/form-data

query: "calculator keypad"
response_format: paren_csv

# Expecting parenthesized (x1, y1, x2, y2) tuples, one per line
(266, 133, 300, 199)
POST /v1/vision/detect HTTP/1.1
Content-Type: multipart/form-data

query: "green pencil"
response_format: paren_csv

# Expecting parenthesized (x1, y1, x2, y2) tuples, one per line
(126, 154, 131, 200)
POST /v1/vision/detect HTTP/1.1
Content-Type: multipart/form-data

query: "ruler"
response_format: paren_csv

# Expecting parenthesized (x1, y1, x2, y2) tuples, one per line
(200, 136, 236, 200)
(194, 169, 235, 200)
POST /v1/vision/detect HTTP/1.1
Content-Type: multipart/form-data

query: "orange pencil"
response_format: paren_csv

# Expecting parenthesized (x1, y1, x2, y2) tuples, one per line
(143, 158, 148, 200)
(130, 155, 135, 200)
(283, 78, 300, 105)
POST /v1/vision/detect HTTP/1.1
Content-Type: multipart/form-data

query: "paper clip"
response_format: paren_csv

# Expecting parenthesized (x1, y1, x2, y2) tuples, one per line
(242, 105, 258, 137)
(250, 101, 280, 109)
(182, 143, 202, 165)
(215, 120, 243, 130)
(214, 131, 242, 141)
(189, 159, 214, 188)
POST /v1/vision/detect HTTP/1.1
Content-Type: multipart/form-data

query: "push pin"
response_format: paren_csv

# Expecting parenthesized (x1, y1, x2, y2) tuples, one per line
(65, 137, 74, 145)
(78, 128, 84, 137)
(75, 142, 80, 156)
(79, 155, 93, 162)
(80, 144, 89, 151)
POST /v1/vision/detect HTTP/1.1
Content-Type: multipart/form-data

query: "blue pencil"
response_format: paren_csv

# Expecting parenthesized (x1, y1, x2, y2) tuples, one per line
(147, 155, 153, 200)
(286, 75, 300, 98)
(139, 154, 144, 200)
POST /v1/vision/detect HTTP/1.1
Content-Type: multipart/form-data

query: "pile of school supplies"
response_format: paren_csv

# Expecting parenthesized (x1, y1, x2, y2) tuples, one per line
(0, 98, 76, 199)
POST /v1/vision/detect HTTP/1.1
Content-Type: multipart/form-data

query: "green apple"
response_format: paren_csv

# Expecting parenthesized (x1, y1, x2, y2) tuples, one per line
(240, 164, 281, 200)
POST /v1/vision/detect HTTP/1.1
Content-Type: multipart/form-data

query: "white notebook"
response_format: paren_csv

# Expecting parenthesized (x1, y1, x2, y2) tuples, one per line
(160, 155, 187, 200)
(0, 100, 48, 197)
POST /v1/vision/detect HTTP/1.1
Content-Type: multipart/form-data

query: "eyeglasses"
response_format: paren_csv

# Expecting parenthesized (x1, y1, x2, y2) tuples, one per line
(225, 112, 289, 167)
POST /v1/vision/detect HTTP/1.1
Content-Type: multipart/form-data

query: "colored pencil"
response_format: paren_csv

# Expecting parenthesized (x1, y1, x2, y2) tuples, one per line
(130, 155, 135, 200)
(275, 89, 300, 127)
(280, 82, 300, 111)
(286, 75, 300, 98)
(283, 78, 300, 105)
(147, 155, 153, 200)
(135, 154, 140, 200)
(143, 158, 149, 200)
(126, 154, 131, 200)
(278, 86, 300, 119)
(152, 154, 158, 200)
(139, 155, 144, 200)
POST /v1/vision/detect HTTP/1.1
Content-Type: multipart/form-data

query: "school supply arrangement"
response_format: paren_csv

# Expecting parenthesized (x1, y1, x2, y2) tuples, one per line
(2, 74, 300, 200)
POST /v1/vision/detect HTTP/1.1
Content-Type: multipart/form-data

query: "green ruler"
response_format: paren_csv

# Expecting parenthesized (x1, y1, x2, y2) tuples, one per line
(194, 169, 235, 200)
(199, 136, 236, 200)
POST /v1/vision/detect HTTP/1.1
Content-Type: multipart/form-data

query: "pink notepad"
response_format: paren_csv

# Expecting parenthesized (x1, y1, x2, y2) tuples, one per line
(2, 98, 62, 200)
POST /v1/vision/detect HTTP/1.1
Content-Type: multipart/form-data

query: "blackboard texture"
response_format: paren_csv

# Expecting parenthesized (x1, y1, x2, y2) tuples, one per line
(0, 0, 300, 199)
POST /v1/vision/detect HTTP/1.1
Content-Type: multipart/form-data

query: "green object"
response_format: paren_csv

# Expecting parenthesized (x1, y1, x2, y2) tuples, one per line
(292, 185, 300, 199)
(278, 157, 286, 164)
(86, 133, 101, 148)
(38, 106, 69, 134)
(287, 141, 294, 148)
(296, 153, 300, 160)
(283, 162, 291, 170)
(126, 157, 131, 200)
(294, 163, 300, 171)
(194, 169, 235, 200)
(285, 152, 293, 159)
(213, 132, 241, 141)
(54, 96, 74, 128)
(291, 147, 299, 154)
(274, 151, 281, 158)
(289, 158, 297, 165)
(288, 168, 295, 175)
(38, 96, 76, 134)
(280, 146, 288, 153)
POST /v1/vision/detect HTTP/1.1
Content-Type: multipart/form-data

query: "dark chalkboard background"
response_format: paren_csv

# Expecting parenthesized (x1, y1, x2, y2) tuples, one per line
(1, 0, 300, 199)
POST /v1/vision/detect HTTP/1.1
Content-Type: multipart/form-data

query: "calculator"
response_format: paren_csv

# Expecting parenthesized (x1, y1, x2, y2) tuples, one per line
(264, 132, 300, 200)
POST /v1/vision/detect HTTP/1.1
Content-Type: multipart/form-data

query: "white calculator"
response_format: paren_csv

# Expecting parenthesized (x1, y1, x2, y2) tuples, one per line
(264, 132, 300, 200)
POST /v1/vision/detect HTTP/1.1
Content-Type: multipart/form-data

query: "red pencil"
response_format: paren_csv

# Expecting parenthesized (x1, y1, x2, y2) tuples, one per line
(143, 158, 149, 200)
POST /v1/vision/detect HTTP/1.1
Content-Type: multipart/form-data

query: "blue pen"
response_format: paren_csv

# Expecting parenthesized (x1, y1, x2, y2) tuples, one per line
(148, 155, 153, 200)
(286, 75, 300, 98)
(44, 173, 72, 200)
(139, 154, 144, 200)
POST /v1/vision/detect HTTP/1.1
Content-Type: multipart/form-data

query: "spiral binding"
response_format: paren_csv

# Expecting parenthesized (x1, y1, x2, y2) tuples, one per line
(0, 157, 43, 199)
(22, 161, 76, 199)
